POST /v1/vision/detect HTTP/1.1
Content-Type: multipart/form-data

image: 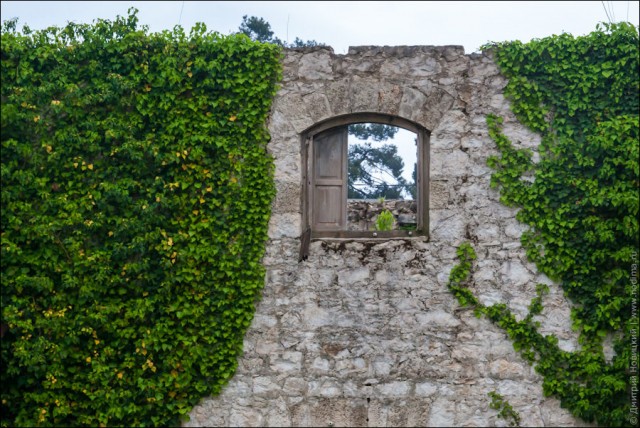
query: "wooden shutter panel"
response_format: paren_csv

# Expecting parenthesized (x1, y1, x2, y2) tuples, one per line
(312, 126, 348, 231)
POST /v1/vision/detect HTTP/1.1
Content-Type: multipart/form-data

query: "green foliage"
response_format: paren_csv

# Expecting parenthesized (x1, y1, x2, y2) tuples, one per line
(347, 123, 416, 200)
(348, 141, 414, 199)
(348, 123, 398, 141)
(465, 22, 638, 426)
(239, 15, 277, 44)
(238, 15, 324, 48)
(288, 37, 324, 48)
(347, 124, 417, 200)
(375, 210, 394, 231)
(488, 391, 521, 427)
(1, 8, 281, 427)
(446, 243, 480, 308)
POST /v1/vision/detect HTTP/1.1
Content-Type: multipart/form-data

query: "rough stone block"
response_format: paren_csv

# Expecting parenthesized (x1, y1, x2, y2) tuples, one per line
(376, 81, 403, 115)
(229, 407, 263, 428)
(268, 213, 301, 239)
(298, 49, 334, 80)
(263, 397, 292, 427)
(429, 210, 467, 243)
(398, 86, 428, 122)
(302, 91, 333, 123)
(430, 149, 470, 178)
(309, 398, 368, 427)
(252, 376, 282, 395)
(428, 397, 456, 427)
(337, 267, 370, 285)
(416, 309, 461, 329)
(350, 75, 382, 112)
(324, 79, 351, 116)
(415, 382, 438, 397)
(489, 359, 526, 379)
(283, 377, 308, 396)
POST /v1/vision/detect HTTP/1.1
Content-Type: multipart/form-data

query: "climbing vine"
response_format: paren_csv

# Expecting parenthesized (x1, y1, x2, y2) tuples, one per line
(446, 22, 637, 427)
(1, 9, 281, 427)
(488, 391, 521, 427)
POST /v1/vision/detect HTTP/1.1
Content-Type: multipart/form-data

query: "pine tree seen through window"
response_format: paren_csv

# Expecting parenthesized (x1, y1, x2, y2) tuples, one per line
(347, 124, 418, 231)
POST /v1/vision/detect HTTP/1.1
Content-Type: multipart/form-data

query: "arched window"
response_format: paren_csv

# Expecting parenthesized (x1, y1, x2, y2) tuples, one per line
(301, 113, 430, 240)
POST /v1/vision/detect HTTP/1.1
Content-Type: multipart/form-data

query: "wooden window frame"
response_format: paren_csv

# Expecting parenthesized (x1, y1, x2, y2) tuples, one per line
(301, 113, 430, 240)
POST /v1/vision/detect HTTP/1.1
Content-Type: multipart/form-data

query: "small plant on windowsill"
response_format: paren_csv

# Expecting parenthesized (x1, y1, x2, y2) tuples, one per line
(375, 209, 395, 231)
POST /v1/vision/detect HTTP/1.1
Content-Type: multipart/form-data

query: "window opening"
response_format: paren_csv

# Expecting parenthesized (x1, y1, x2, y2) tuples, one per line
(302, 114, 429, 241)
(347, 124, 418, 232)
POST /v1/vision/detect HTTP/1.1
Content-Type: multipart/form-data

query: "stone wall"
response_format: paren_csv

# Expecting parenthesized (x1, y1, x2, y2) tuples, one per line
(186, 46, 585, 427)
(347, 200, 416, 231)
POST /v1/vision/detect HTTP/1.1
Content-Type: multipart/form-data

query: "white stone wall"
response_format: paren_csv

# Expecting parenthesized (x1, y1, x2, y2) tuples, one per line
(186, 46, 584, 427)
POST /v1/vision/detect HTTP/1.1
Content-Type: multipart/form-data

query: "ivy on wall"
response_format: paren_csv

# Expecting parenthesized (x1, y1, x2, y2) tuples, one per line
(488, 391, 521, 427)
(1, 9, 281, 427)
(447, 22, 638, 427)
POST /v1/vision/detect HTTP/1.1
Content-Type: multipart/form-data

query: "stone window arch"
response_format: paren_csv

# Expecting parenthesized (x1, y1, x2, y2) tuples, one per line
(301, 112, 430, 242)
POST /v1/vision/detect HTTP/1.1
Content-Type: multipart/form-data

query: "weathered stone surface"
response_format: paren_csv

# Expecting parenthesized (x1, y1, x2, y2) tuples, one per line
(350, 75, 384, 113)
(377, 81, 404, 115)
(271, 180, 301, 214)
(302, 91, 333, 123)
(186, 45, 583, 427)
(398, 86, 428, 121)
(431, 149, 471, 179)
(324, 79, 351, 116)
(268, 213, 300, 239)
(428, 397, 457, 427)
(430, 180, 452, 209)
(298, 49, 334, 81)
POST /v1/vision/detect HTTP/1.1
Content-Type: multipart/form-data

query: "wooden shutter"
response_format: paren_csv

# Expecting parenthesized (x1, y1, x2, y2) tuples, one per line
(312, 126, 348, 231)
